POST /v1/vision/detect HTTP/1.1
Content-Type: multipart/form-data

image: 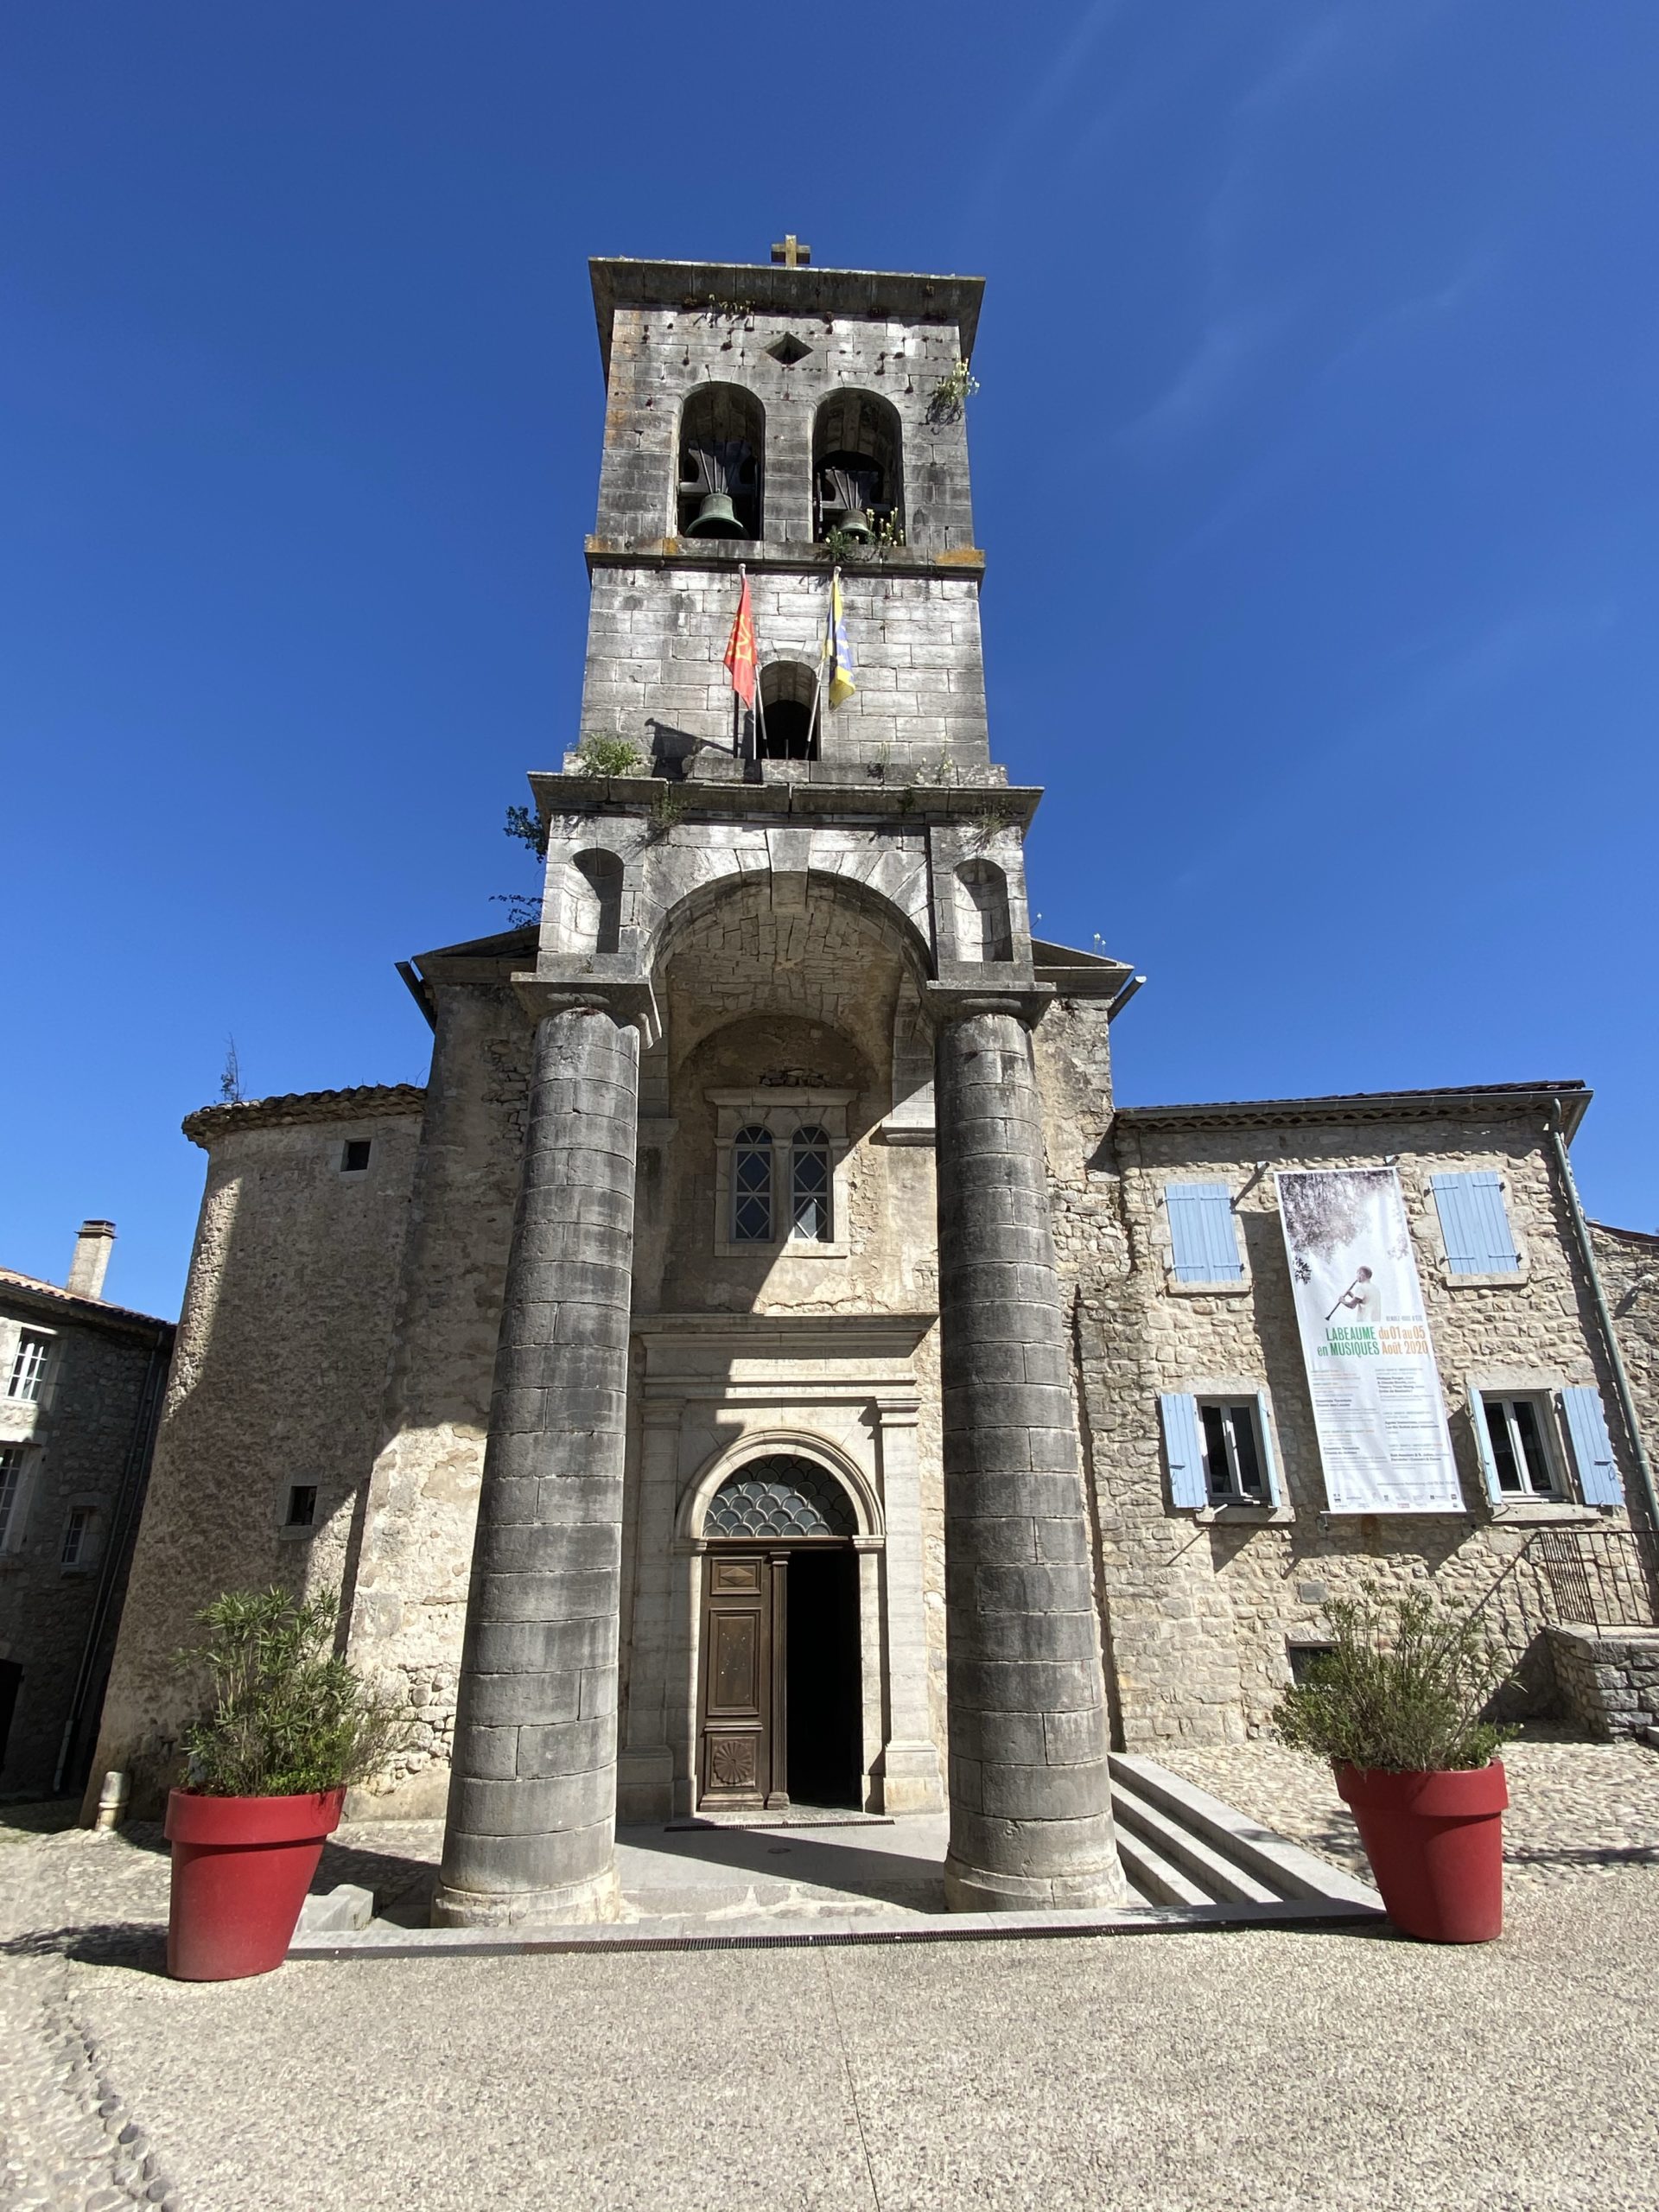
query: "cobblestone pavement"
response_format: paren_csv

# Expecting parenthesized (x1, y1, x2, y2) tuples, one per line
(1160, 1722, 1659, 1885)
(3, 1733, 1658, 2210)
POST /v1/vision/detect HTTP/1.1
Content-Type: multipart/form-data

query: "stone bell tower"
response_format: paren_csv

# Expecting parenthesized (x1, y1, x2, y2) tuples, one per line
(431, 241, 1127, 1925)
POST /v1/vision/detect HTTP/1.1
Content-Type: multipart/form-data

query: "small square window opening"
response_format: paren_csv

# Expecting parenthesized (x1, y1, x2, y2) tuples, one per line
(60, 1507, 93, 1567)
(1198, 1401, 1266, 1502)
(8, 1332, 52, 1402)
(340, 1140, 372, 1174)
(1480, 1395, 1559, 1497)
(285, 1484, 318, 1529)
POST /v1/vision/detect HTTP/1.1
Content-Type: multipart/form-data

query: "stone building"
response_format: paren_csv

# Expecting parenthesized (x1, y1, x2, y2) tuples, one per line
(87, 247, 1657, 1920)
(1, 1223, 173, 1794)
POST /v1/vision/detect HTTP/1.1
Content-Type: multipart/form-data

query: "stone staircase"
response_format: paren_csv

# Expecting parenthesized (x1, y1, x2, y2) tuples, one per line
(1109, 1752, 1381, 1914)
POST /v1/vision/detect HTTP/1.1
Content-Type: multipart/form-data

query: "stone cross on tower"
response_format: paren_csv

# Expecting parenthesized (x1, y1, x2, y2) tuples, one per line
(770, 232, 810, 267)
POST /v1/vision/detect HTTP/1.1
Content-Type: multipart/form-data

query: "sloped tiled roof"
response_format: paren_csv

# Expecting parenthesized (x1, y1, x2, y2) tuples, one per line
(182, 1083, 427, 1148)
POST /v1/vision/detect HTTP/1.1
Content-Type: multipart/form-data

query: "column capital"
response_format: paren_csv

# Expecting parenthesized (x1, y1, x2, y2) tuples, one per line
(924, 981, 1054, 1032)
(512, 972, 661, 1046)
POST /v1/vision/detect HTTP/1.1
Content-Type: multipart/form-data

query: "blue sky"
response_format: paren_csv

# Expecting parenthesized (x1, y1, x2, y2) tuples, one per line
(4, 1, 1656, 1319)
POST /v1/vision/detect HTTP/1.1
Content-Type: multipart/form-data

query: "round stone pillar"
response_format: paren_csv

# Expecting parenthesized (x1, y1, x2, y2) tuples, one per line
(933, 1001, 1126, 1911)
(434, 999, 639, 1926)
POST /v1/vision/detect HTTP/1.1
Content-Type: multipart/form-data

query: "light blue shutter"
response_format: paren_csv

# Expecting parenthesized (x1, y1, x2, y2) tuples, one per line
(1466, 1385, 1505, 1504)
(1560, 1386, 1623, 1506)
(1431, 1173, 1518, 1275)
(1251, 1393, 1282, 1507)
(1159, 1393, 1207, 1509)
(1166, 1183, 1243, 1283)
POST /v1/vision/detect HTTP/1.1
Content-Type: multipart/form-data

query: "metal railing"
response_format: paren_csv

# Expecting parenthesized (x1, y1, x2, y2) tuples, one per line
(1471, 1525, 1659, 1653)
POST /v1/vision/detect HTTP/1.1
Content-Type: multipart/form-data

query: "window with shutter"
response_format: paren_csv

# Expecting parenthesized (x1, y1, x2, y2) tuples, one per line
(1560, 1386, 1623, 1507)
(1158, 1394, 1208, 1510)
(1431, 1172, 1520, 1276)
(1165, 1183, 1245, 1285)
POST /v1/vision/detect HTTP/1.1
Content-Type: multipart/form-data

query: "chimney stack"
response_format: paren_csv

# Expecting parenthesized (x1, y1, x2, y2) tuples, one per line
(67, 1220, 117, 1300)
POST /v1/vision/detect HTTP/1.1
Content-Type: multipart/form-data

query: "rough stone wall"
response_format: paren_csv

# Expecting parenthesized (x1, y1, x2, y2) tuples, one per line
(1067, 1106, 1636, 1745)
(1548, 1624, 1659, 1738)
(583, 294, 987, 779)
(344, 988, 531, 1815)
(578, 567, 991, 777)
(1591, 1221, 1659, 1478)
(594, 303, 976, 554)
(0, 1302, 168, 1793)
(87, 1096, 423, 1812)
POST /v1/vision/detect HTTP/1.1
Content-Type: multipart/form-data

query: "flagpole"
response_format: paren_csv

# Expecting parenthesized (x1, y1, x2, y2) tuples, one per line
(804, 565, 830, 760)
(752, 566, 770, 763)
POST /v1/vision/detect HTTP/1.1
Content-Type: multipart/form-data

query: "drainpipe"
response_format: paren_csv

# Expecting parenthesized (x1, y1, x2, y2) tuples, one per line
(1547, 1108, 1659, 1535)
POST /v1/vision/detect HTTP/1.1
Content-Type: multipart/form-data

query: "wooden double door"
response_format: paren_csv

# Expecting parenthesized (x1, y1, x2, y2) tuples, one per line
(696, 1545, 861, 1812)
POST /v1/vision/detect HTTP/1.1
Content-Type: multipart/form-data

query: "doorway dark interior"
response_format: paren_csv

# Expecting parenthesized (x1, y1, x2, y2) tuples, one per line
(785, 1548, 861, 1807)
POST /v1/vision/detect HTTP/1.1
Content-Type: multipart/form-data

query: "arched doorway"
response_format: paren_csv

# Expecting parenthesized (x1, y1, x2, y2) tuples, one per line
(696, 1455, 861, 1812)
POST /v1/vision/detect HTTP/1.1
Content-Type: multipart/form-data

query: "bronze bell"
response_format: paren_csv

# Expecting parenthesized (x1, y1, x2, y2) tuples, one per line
(836, 510, 875, 544)
(687, 492, 746, 538)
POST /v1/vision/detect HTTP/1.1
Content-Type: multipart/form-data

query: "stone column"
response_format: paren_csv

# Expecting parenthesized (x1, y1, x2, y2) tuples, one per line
(932, 998, 1126, 1910)
(434, 997, 640, 1926)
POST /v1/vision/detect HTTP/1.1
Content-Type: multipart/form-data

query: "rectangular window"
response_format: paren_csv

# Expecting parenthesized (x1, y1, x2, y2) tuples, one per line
(1165, 1183, 1244, 1284)
(730, 1127, 774, 1244)
(8, 1332, 52, 1402)
(340, 1140, 372, 1173)
(1160, 1391, 1281, 1510)
(285, 1484, 318, 1529)
(1198, 1401, 1267, 1501)
(60, 1507, 93, 1567)
(0, 1449, 23, 1549)
(1478, 1394, 1559, 1497)
(1431, 1172, 1520, 1276)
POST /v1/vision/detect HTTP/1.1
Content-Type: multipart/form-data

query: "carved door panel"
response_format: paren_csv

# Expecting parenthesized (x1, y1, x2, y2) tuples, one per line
(698, 1553, 771, 1808)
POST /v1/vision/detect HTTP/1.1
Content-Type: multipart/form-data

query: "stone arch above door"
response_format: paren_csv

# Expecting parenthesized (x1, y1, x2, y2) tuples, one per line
(679, 1431, 884, 1547)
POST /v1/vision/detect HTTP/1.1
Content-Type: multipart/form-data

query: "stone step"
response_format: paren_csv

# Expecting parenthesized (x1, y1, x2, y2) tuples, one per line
(1112, 1821, 1210, 1908)
(1109, 1776, 1280, 1905)
(1109, 1753, 1381, 1910)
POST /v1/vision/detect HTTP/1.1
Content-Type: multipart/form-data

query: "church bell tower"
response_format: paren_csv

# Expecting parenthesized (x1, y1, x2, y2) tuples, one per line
(431, 242, 1128, 1927)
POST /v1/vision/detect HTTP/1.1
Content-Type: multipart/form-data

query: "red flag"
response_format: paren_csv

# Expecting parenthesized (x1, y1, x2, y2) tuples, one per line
(723, 574, 757, 708)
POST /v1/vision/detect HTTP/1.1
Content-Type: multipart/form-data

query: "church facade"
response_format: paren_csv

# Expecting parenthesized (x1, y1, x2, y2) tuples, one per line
(87, 249, 1656, 1923)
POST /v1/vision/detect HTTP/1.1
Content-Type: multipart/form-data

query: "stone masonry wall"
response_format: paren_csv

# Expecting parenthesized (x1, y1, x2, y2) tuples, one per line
(0, 1301, 168, 1794)
(1548, 1624, 1659, 1738)
(87, 1092, 423, 1813)
(1050, 1096, 1635, 1746)
(578, 566, 991, 779)
(1591, 1221, 1659, 1484)
(344, 987, 531, 1815)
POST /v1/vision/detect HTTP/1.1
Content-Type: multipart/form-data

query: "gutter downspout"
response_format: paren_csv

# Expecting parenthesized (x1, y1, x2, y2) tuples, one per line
(1548, 1107, 1659, 1535)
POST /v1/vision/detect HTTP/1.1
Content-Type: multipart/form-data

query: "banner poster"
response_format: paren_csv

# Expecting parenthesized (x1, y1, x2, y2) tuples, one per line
(1275, 1167, 1464, 1515)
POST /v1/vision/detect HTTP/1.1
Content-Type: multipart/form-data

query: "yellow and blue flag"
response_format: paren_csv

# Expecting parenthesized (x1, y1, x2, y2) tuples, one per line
(824, 570, 856, 709)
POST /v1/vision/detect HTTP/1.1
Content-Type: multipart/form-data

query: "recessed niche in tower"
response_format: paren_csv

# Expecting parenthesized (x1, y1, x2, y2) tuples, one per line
(765, 333, 813, 365)
(813, 391, 902, 545)
(759, 661, 818, 760)
(677, 384, 764, 539)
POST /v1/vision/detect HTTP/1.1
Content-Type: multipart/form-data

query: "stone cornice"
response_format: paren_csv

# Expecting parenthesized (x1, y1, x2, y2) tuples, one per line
(182, 1084, 427, 1149)
(526, 772, 1040, 833)
(1114, 1081, 1592, 1141)
(584, 537, 985, 584)
(589, 257, 984, 374)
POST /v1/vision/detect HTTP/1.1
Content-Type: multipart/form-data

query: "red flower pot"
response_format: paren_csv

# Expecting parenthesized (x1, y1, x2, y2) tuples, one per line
(1334, 1761, 1507, 1943)
(165, 1788, 345, 1980)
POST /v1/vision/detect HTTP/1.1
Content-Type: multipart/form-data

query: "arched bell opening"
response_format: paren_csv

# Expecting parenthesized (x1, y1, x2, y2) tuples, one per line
(813, 391, 903, 545)
(677, 384, 764, 540)
(758, 660, 817, 760)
